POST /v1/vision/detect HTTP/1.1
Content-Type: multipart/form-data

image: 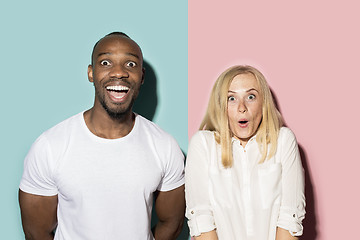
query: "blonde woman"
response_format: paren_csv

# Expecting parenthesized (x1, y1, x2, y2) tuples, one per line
(185, 65, 305, 240)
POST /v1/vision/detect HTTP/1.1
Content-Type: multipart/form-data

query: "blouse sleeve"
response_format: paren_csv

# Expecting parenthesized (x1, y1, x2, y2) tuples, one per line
(276, 128, 306, 236)
(185, 131, 216, 237)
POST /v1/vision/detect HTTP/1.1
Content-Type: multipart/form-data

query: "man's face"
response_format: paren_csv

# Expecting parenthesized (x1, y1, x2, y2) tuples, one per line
(88, 35, 144, 118)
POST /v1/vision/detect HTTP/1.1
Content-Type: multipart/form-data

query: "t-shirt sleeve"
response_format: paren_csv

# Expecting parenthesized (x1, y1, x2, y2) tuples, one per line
(185, 132, 216, 237)
(157, 135, 185, 192)
(19, 135, 58, 196)
(276, 128, 306, 236)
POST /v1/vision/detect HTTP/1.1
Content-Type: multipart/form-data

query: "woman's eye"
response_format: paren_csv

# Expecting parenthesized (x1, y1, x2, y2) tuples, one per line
(228, 96, 235, 101)
(126, 61, 137, 67)
(248, 94, 256, 100)
(100, 60, 111, 66)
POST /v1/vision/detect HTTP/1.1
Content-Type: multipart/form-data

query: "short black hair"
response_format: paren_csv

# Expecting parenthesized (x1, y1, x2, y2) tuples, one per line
(91, 32, 131, 65)
(105, 32, 130, 38)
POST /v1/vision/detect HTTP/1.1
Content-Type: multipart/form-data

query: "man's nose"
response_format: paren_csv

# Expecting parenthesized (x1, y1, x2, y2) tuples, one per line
(110, 65, 129, 78)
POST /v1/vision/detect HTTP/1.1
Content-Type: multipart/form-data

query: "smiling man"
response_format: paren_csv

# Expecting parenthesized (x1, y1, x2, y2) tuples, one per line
(19, 32, 185, 240)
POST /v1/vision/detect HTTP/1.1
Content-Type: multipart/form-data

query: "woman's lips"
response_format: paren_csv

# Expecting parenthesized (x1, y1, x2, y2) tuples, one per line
(238, 119, 249, 128)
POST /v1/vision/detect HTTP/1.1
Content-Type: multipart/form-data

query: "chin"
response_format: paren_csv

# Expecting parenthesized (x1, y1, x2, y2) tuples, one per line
(101, 102, 133, 119)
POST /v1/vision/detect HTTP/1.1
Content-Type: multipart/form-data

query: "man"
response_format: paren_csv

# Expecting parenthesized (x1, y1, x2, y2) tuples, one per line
(19, 32, 185, 240)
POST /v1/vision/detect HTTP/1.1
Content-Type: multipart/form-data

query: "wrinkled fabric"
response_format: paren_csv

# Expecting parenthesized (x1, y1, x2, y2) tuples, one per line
(185, 127, 305, 239)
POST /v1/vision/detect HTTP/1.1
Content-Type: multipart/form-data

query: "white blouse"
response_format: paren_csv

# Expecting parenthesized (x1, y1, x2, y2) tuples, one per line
(185, 127, 305, 240)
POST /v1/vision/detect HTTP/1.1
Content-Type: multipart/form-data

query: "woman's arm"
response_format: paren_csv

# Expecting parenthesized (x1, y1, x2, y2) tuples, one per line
(276, 227, 298, 240)
(185, 132, 217, 238)
(277, 128, 306, 237)
(194, 230, 218, 240)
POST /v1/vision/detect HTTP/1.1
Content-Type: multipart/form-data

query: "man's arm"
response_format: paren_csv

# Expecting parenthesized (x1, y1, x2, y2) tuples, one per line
(19, 190, 58, 240)
(153, 185, 185, 240)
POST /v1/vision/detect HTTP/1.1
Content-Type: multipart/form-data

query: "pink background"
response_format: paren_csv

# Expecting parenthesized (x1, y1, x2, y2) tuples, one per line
(188, 1, 360, 239)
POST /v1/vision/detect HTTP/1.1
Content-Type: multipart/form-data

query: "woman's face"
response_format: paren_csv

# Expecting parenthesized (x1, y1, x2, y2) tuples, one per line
(227, 73, 263, 146)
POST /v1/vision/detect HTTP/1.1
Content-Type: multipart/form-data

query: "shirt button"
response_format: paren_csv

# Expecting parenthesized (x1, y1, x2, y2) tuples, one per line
(293, 214, 296, 217)
(191, 211, 194, 214)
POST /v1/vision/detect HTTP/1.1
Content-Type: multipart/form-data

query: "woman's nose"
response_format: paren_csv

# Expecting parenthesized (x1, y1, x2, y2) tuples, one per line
(238, 101, 247, 113)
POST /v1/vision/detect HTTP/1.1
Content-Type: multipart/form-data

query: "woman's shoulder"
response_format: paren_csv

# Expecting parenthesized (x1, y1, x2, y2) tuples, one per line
(278, 127, 299, 148)
(279, 126, 297, 139)
(188, 130, 218, 149)
(190, 130, 216, 142)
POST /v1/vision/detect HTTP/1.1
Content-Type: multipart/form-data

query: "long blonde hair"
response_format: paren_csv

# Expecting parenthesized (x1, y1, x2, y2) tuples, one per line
(200, 65, 283, 167)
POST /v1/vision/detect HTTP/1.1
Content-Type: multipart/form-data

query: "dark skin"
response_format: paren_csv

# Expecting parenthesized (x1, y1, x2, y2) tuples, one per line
(19, 35, 185, 240)
(19, 191, 57, 240)
(153, 186, 186, 239)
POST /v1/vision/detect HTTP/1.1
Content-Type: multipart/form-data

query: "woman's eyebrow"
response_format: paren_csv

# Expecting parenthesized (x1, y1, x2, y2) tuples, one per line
(246, 88, 259, 93)
(228, 88, 259, 93)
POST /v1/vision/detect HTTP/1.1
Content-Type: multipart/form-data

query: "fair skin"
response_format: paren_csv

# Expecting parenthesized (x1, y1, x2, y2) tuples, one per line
(227, 73, 263, 147)
(195, 73, 297, 240)
(19, 35, 185, 240)
(194, 230, 218, 240)
(195, 228, 298, 240)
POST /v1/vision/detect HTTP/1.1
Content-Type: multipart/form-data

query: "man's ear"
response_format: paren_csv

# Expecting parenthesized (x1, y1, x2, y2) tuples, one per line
(141, 67, 145, 85)
(88, 65, 94, 83)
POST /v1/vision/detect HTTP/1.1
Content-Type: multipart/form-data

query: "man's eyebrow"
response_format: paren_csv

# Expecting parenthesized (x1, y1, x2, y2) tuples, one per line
(97, 52, 140, 59)
(126, 53, 140, 59)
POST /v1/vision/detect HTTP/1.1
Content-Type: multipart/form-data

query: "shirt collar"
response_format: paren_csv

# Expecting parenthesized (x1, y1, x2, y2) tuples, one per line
(231, 134, 257, 145)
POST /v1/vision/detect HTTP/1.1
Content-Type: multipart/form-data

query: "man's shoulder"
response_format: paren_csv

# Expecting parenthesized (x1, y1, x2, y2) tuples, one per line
(135, 114, 179, 146)
(136, 114, 171, 137)
(24, 112, 84, 168)
(41, 112, 83, 140)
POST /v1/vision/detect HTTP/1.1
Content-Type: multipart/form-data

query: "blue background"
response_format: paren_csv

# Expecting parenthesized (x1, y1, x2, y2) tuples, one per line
(0, 1, 188, 238)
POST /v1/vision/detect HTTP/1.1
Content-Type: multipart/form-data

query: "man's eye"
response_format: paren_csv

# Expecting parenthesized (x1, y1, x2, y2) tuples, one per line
(228, 96, 235, 101)
(100, 60, 111, 66)
(126, 61, 136, 67)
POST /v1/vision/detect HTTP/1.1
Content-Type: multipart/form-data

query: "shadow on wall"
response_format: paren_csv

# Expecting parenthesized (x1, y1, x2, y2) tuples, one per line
(299, 145, 317, 240)
(271, 89, 318, 240)
(178, 151, 190, 240)
(137, 61, 190, 239)
(133, 60, 158, 121)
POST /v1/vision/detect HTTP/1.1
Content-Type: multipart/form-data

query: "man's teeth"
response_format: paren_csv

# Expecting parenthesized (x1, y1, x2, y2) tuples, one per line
(106, 85, 129, 91)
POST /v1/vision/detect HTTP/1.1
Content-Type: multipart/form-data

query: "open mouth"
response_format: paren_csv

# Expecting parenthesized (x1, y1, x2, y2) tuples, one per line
(238, 120, 249, 128)
(106, 85, 130, 100)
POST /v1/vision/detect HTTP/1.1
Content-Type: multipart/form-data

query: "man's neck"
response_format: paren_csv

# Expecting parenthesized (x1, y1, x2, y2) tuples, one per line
(83, 107, 135, 139)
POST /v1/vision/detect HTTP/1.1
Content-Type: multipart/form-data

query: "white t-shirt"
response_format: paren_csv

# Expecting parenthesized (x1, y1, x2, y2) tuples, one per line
(20, 112, 185, 240)
(185, 127, 305, 240)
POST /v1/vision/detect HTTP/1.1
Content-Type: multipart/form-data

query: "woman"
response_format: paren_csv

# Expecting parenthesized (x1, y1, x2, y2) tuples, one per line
(185, 65, 305, 240)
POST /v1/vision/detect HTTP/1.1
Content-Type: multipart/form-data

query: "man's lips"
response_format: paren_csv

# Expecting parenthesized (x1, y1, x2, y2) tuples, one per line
(106, 85, 130, 92)
(106, 85, 130, 101)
